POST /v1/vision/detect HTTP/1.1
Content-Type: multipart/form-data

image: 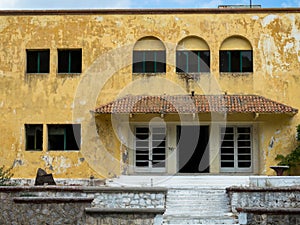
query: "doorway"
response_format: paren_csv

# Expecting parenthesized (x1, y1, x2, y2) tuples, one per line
(177, 126, 209, 173)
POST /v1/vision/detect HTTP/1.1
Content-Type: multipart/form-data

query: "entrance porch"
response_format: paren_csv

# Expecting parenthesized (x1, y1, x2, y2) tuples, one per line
(92, 94, 298, 176)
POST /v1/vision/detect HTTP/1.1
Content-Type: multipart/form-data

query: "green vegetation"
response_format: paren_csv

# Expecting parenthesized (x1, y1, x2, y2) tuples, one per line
(0, 166, 14, 186)
(275, 146, 300, 168)
(275, 124, 300, 168)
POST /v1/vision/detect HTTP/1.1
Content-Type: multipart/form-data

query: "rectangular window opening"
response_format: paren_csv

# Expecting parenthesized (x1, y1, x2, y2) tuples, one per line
(176, 50, 210, 73)
(48, 124, 81, 151)
(220, 50, 253, 73)
(58, 49, 82, 73)
(25, 124, 43, 151)
(133, 51, 166, 73)
(26, 50, 50, 73)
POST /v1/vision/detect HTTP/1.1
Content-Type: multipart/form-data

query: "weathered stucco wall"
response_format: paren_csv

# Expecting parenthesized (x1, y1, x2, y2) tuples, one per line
(0, 9, 300, 178)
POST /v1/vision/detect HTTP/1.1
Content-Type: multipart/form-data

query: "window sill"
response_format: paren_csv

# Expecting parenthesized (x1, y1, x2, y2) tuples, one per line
(57, 73, 81, 76)
(26, 73, 49, 75)
(47, 150, 80, 152)
(177, 72, 210, 80)
(220, 72, 253, 77)
(132, 72, 166, 76)
(220, 169, 253, 173)
(25, 150, 43, 152)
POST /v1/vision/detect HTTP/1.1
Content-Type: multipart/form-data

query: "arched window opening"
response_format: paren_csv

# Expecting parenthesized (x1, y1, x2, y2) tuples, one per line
(133, 37, 166, 73)
(219, 36, 253, 73)
(176, 36, 210, 73)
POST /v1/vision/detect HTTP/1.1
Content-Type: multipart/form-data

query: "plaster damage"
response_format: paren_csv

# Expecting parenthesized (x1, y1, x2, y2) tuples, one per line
(289, 15, 300, 62)
(42, 154, 84, 174)
(258, 15, 300, 77)
(261, 14, 278, 27)
(259, 34, 276, 77)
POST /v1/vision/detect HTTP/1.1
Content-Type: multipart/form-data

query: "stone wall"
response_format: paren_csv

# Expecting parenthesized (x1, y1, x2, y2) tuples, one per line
(245, 214, 300, 225)
(0, 186, 167, 225)
(228, 188, 300, 211)
(0, 190, 91, 225)
(85, 213, 159, 225)
(227, 186, 300, 225)
(1, 198, 89, 225)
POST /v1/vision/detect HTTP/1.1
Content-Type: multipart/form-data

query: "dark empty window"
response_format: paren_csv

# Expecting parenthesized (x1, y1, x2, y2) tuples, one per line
(220, 50, 253, 72)
(48, 124, 81, 151)
(133, 51, 166, 73)
(26, 50, 50, 73)
(25, 124, 43, 151)
(58, 49, 82, 73)
(176, 51, 210, 73)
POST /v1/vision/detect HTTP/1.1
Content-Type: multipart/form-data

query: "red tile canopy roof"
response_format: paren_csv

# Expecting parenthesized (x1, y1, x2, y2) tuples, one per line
(93, 95, 298, 115)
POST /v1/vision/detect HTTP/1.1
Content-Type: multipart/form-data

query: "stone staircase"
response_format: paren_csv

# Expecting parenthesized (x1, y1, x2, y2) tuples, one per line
(107, 176, 250, 225)
(163, 188, 237, 225)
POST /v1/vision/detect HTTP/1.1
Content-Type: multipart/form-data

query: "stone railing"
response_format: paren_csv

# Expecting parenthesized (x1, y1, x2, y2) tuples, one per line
(11, 178, 105, 186)
(90, 187, 165, 209)
(0, 186, 167, 225)
(249, 176, 300, 187)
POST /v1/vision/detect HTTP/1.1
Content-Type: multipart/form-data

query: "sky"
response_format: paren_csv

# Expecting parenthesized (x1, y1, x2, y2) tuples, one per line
(0, 0, 299, 10)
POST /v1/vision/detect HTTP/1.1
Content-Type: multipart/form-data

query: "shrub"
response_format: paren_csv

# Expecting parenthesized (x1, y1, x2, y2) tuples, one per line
(0, 166, 13, 186)
(275, 124, 300, 168)
(275, 146, 300, 168)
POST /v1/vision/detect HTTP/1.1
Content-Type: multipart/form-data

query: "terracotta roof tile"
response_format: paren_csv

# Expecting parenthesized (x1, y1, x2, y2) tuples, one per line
(93, 95, 298, 115)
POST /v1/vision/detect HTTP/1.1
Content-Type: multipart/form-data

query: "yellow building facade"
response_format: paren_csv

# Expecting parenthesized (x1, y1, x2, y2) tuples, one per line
(0, 8, 299, 179)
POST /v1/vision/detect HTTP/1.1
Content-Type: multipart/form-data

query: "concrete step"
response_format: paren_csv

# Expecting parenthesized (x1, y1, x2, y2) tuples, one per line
(163, 215, 238, 225)
(167, 191, 228, 199)
(166, 202, 230, 207)
(165, 212, 233, 218)
(107, 175, 250, 188)
(162, 186, 237, 224)
(166, 203, 230, 212)
(165, 189, 230, 213)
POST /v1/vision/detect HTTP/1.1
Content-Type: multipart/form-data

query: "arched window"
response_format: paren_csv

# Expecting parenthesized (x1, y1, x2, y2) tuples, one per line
(133, 37, 166, 73)
(176, 36, 210, 73)
(219, 36, 253, 73)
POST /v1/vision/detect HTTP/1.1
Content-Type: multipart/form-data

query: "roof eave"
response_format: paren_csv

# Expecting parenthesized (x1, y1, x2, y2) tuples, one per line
(0, 8, 300, 16)
(92, 111, 298, 115)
